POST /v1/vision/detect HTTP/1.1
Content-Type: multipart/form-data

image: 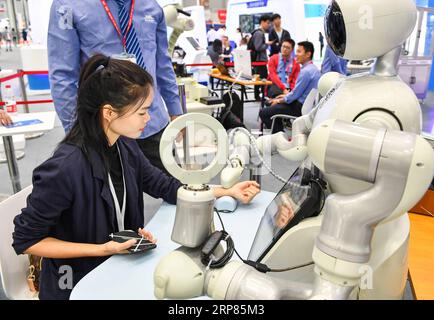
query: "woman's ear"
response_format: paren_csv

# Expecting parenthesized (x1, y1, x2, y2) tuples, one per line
(101, 104, 116, 123)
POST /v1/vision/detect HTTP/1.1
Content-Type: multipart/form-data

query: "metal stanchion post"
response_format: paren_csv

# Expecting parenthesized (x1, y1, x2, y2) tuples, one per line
(3, 135, 22, 193)
(18, 69, 44, 139)
(0, 85, 25, 164)
(178, 84, 192, 169)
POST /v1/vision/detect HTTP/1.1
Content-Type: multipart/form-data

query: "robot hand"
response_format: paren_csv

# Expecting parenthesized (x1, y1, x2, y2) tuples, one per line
(163, 4, 195, 32)
(220, 131, 251, 188)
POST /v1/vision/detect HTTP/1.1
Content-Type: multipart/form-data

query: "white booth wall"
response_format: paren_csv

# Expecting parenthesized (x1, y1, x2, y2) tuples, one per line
(28, 0, 52, 46)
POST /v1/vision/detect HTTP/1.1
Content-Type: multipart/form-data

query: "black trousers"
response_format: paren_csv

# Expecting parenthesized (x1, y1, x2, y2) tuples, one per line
(259, 100, 303, 134)
(136, 127, 169, 175)
(254, 65, 268, 100)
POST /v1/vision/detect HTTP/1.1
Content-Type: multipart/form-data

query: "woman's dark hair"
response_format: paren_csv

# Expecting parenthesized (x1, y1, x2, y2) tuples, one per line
(62, 53, 154, 168)
(212, 39, 223, 54)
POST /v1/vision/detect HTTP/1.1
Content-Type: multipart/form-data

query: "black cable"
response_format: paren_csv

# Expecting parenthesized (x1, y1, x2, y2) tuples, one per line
(268, 262, 314, 273)
(211, 208, 316, 273)
(310, 179, 326, 213)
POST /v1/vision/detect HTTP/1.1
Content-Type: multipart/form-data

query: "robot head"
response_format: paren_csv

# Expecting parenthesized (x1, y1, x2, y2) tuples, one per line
(324, 0, 417, 60)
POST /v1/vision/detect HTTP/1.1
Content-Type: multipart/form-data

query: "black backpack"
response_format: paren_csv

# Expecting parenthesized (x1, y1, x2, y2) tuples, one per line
(247, 29, 262, 62)
(217, 92, 246, 130)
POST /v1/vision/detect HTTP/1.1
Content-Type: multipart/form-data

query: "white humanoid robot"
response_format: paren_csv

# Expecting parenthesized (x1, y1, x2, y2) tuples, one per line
(154, 0, 434, 300)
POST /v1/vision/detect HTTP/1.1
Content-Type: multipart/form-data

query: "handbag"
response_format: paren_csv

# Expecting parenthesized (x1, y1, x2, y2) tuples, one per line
(27, 255, 43, 293)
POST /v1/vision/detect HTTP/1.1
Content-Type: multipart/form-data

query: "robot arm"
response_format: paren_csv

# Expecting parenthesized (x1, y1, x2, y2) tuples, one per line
(255, 108, 318, 162)
(220, 135, 250, 188)
(163, 4, 195, 57)
(307, 119, 434, 299)
(255, 71, 344, 163)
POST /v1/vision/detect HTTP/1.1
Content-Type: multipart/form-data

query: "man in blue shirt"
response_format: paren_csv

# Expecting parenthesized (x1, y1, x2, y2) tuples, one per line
(260, 41, 320, 133)
(48, 0, 182, 171)
(321, 45, 348, 75)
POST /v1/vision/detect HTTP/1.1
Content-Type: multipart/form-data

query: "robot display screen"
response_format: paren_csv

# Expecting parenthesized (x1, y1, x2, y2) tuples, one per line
(186, 37, 201, 50)
(248, 167, 322, 262)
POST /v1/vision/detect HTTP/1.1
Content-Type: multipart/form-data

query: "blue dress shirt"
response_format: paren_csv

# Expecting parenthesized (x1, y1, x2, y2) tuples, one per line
(284, 61, 321, 105)
(321, 46, 348, 75)
(48, 0, 182, 137)
(277, 54, 293, 86)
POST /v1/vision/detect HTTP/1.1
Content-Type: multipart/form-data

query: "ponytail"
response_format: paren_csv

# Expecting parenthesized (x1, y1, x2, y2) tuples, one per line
(62, 53, 154, 169)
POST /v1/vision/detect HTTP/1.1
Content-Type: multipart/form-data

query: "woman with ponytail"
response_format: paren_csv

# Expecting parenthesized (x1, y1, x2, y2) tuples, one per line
(11, 54, 260, 300)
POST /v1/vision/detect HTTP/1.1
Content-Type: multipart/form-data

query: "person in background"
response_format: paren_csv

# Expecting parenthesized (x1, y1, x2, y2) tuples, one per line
(319, 32, 324, 58)
(22, 28, 29, 45)
(234, 27, 243, 46)
(267, 39, 300, 98)
(250, 14, 273, 100)
(321, 45, 348, 75)
(217, 25, 227, 40)
(238, 37, 248, 50)
(260, 41, 321, 133)
(12, 54, 261, 300)
(207, 39, 223, 66)
(269, 14, 291, 57)
(0, 109, 12, 126)
(11, 28, 18, 47)
(48, 0, 183, 173)
(207, 25, 218, 46)
(3, 27, 12, 52)
(221, 35, 232, 63)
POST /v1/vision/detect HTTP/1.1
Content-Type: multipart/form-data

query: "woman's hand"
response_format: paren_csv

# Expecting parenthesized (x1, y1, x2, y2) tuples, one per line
(226, 181, 261, 204)
(101, 239, 137, 256)
(0, 110, 12, 126)
(138, 228, 157, 244)
(100, 229, 156, 256)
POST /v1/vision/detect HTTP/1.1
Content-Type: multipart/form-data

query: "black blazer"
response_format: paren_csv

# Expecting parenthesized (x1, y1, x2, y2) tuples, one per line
(269, 28, 291, 56)
(12, 137, 182, 300)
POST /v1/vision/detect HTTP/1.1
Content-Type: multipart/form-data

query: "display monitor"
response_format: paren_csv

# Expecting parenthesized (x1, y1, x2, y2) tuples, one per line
(186, 37, 201, 51)
(233, 49, 253, 79)
(248, 166, 324, 262)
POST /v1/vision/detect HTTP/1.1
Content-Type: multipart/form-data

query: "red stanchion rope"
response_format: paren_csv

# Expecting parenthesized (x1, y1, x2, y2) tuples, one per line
(0, 99, 53, 106)
(0, 70, 49, 83)
(185, 61, 268, 68)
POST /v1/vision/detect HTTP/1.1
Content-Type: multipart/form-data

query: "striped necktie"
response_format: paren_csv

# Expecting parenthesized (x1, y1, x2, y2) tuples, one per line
(115, 0, 146, 69)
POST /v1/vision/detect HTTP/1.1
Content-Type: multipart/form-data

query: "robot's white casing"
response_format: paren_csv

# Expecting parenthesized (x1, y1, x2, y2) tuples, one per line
(312, 73, 422, 196)
(328, 0, 417, 60)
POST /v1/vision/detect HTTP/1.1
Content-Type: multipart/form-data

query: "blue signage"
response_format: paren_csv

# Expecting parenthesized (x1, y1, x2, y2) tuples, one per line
(247, 0, 268, 9)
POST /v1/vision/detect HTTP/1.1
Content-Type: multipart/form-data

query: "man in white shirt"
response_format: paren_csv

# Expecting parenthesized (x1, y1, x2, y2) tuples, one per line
(217, 25, 227, 40)
(207, 25, 218, 45)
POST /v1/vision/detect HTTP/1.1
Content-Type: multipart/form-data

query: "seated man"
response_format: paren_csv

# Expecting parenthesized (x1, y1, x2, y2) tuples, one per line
(321, 45, 348, 75)
(260, 41, 320, 133)
(267, 39, 300, 98)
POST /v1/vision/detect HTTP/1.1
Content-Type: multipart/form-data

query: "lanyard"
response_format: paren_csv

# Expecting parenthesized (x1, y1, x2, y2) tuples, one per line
(280, 54, 293, 83)
(108, 144, 127, 231)
(100, 0, 135, 49)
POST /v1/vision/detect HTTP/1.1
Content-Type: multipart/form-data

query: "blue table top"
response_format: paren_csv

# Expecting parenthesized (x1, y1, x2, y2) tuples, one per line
(70, 190, 276, 300)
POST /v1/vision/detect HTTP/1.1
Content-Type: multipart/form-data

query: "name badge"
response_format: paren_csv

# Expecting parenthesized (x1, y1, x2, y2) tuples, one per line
(112, 52, 137, 64)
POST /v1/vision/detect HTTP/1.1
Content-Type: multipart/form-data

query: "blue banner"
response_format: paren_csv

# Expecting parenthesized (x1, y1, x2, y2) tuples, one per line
(247, 0, 268, 9)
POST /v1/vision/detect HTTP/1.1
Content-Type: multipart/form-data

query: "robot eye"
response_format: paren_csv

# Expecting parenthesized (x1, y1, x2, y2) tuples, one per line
(324, 0, 346, 57)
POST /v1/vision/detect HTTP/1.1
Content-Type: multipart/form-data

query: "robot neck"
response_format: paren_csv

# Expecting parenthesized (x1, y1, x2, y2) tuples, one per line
(372, 46, 402, 77)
